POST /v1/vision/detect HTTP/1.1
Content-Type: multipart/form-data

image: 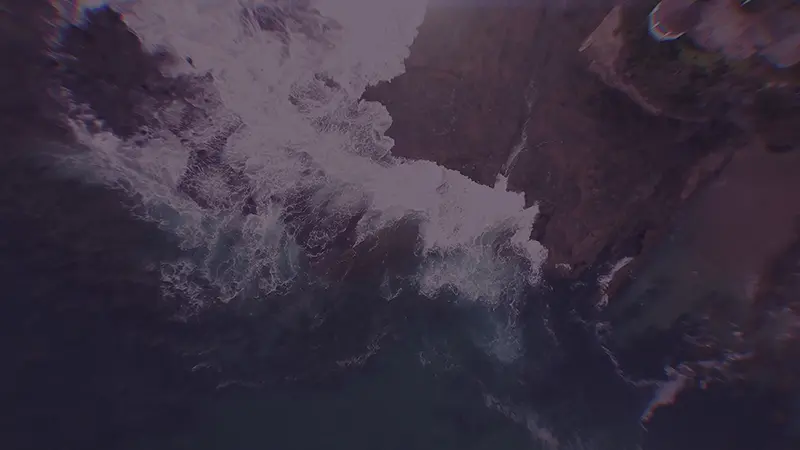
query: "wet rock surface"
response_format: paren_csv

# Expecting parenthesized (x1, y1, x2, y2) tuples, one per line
(364, 0, 739, 277)
(362, 0, 551, 186)
(0, 5, 385, 449)
(0, 0, 69, 141)
(578, 0, 800, 379)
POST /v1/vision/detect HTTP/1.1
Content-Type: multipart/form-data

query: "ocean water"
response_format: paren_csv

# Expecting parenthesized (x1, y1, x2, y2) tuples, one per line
(1, 139, 615, 450)
(4, 1, 798, 450)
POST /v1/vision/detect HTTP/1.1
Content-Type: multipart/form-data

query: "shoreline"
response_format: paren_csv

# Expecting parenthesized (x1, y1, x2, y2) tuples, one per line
(2, 1, 799, 449)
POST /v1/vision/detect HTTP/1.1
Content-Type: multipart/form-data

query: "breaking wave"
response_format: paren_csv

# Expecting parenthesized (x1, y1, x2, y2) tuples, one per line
(56, 0, 546, 325)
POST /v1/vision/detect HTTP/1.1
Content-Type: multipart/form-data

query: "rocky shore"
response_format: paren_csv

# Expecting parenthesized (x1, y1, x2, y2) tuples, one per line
(364, 0, 738, 279)
(3, 0, 800, 448)
(367, 0, 800, 438)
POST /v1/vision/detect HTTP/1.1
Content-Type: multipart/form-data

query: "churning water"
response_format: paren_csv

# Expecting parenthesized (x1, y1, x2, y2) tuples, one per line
(61, 0, 546, 318)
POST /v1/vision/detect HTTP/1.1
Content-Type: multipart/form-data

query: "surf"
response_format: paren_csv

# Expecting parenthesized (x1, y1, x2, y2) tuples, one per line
(44, 1, 548, 375)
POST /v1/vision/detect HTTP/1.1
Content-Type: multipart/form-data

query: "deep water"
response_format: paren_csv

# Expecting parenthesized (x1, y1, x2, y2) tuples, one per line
(2, 138, 799, 450)
(0, 138, 628, 450)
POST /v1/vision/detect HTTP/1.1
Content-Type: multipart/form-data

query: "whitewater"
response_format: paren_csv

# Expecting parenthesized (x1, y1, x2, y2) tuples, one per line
(55, 0, 547, 322)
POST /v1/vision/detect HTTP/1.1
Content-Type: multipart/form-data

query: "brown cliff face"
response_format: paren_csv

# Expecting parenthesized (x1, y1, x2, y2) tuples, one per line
(364, 0, 734, 277)
(365, 0, 800, 389)
(746, 235, 800, 388)
(581, 1, 800, 295)
(504, 2, 735, 277)
(363, 1, 549, 186)
(0, 0, 69, 141)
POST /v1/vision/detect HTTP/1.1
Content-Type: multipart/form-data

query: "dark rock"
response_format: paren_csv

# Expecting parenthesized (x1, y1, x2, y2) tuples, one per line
(365, 0, 741, 279)
(0, 5, 208, 445)
(688, 0, 800, 67)
(363, 0, 553, 186)
(743, 234, 800, 387)
(57, 7, 190, 139)
(505, 1, 736, 276)
(370, 4, 800, 444)
(0, 0, 69, 141)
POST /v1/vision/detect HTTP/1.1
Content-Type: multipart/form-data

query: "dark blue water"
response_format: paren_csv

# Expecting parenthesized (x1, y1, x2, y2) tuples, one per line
(4, 132, 800, 450)
(4, 3, 800, 447)
(0, 138, 639, 450)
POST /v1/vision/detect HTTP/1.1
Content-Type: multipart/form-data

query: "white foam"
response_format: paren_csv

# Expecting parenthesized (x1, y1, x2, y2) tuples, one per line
(62, 0, 547, 308)
(596, 256, 633, 310)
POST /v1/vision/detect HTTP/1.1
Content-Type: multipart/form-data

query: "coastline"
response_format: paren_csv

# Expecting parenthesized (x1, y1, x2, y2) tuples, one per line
(2, 0, 800, 449)
(369, 0, 800, 443)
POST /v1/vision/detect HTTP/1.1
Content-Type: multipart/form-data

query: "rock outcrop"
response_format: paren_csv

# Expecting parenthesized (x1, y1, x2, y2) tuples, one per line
(0, 0, 70, 141)
(364, 0, 736, 278)
(363, 1, 552, 186)
(367, 0, 800, 297)
(367, 0, 800, 430)
(577, 0, 800, 345)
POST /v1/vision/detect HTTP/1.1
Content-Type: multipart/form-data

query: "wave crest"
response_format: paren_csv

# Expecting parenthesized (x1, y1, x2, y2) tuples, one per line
(59, 0, 546, 312)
